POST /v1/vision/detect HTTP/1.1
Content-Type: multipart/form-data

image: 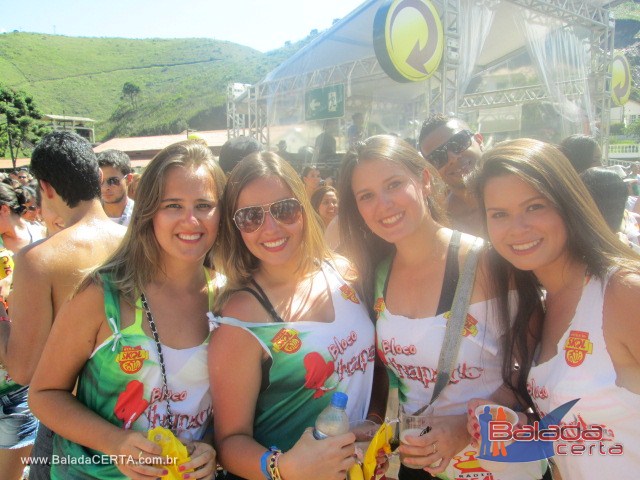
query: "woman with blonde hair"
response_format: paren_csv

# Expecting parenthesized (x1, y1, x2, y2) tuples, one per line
(210, 151, 378, 480)
(29, 140, 225, 479)
(338, 135, 546, 480)
(471, 138, 640, 480)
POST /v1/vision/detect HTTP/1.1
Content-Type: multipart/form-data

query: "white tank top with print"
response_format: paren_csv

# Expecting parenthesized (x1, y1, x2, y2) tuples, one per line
(528, 270, 640, 480)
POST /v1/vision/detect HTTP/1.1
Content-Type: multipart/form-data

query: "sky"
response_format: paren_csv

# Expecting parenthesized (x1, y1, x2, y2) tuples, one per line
(0, 0, 366, 52)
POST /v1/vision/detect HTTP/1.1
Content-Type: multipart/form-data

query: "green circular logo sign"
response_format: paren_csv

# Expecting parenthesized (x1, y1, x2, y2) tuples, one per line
(373, 0, 444, 83)
(611, 53, 631, 106)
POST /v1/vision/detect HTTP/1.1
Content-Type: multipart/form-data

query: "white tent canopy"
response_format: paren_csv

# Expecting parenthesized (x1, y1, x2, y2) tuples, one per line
(231, 0, 618, 159)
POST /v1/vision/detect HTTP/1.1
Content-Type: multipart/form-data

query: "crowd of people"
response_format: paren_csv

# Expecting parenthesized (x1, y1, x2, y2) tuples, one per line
(0, 116, 636, 480)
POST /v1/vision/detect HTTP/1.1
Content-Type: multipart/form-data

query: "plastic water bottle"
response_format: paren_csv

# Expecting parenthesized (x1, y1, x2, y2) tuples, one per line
(313, 392, 349, 439)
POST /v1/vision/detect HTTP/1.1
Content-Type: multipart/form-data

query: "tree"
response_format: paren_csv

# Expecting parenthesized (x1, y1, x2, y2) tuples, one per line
(626, 119, 640, 141)
(121, 82, 141, 109)
(0, 85, 49, 169)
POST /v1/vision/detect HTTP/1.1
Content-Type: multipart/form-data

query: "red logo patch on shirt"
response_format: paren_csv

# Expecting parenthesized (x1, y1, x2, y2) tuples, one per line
(339, 284, 360, 304)
(271, 328, 302, 353)
(115, 345, 149, 374)
(443, 312, 479, 337)
(563, 330, 593, 367)
(462, 314, 479, 337)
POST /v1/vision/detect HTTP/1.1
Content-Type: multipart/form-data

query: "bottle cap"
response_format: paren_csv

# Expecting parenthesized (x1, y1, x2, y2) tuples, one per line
(330, 392, 348, 409)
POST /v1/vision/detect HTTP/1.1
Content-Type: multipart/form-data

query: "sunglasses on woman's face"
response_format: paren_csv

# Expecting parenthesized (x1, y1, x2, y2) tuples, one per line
(233, 198, 303, 234)
(425, 130, 474, 169)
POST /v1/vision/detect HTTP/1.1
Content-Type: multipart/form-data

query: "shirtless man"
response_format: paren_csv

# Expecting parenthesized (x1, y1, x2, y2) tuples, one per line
(0, 131, 126, 479)
(419, 113, 484, 236)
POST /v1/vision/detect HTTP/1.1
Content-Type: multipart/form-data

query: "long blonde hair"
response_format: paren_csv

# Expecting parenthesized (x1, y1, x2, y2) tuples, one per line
(84, 140, 226, 302)
(215, 151, 338, 310)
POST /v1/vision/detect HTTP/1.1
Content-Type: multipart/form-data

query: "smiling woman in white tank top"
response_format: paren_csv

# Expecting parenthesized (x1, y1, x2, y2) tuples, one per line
(474, 138, 640, 480)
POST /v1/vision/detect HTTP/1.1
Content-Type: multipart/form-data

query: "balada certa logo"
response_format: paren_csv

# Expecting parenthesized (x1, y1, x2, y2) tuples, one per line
(477, 399, 623, 462)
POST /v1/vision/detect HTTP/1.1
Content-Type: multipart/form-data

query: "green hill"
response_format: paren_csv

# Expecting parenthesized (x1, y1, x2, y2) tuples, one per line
(0, 33, 306, 141)
(1, 1, 639, 145)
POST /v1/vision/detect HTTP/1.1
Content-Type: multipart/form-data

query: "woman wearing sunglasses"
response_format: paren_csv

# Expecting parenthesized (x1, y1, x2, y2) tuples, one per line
(17, 186, 42, 225)
(210, 151, 378, 480)
(338, 135, 546, 480)
(469, 139, 640, 480)
(29, 141, 225, 479)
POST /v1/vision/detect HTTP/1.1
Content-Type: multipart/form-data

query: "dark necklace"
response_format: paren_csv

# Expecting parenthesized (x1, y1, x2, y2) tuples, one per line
(140, 292, 174, 430)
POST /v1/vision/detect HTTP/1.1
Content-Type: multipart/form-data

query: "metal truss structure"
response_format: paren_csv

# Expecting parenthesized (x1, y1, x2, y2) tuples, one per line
(228, 0, 615, 146)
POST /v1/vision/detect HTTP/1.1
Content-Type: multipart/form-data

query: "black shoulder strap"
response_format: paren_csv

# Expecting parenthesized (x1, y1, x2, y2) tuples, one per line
(237, 280, 284, 323)
(435, 230, 462, 315)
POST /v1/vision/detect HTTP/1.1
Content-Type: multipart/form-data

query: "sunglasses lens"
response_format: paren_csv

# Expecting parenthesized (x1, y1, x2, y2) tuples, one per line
(234, 207, 265, 233)
(105, 177, 121, 187)
(428, 149, 449, 169)
(270, 199, 302, 225)
(448, 131, 472, 154)
(427, 131, 473, 168)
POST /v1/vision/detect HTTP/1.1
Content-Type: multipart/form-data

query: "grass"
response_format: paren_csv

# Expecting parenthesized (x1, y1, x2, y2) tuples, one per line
(0, 32, 309, 141)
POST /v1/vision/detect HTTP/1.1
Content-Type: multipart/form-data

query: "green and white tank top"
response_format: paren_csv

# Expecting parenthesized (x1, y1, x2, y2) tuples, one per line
(214, 262, 375, 451)
(52, 270, 223, 480)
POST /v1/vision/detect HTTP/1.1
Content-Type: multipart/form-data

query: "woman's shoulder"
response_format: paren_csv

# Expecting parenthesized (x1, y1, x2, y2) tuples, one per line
(220, 288, 272, 324)
(457, 230, 485, 253)
(60, 281, 108, 327)
(325, 254, 357, 281)
(600, 269, 640, 341)
(605, 269, 640, 317)
(455, 231, 494, 301)
(602, 270, 640, 381)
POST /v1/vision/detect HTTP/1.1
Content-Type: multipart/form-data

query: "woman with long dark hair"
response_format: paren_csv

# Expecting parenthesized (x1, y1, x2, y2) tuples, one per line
(472, 138, 640, 480)
(338, 135, 545, 480)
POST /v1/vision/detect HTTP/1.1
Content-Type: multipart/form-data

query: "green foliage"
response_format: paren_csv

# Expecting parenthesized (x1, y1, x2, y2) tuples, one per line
(626, 119, 640, 140)
(121, 82, 141, 109)
(613, 1, 640, 22)
(609, 122, 625, 135)
(0, 33, 310, 142)
(0, 84, 50, 167)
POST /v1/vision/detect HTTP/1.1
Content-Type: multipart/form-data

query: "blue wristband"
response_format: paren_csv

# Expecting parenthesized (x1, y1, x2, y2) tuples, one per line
(260, 446, 279, 480)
